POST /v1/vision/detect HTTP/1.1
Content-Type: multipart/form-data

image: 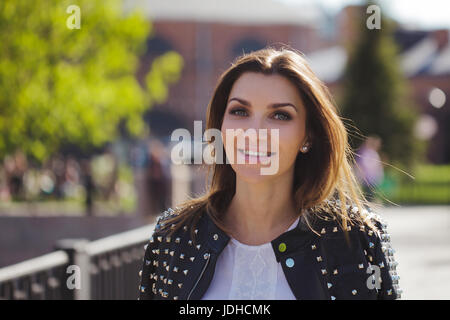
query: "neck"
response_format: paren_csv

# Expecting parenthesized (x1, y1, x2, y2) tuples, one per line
(224, 171, 299, 245)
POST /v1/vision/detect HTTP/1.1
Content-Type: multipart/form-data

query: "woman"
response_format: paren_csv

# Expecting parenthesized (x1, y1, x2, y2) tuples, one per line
(138, 46, 401, 300)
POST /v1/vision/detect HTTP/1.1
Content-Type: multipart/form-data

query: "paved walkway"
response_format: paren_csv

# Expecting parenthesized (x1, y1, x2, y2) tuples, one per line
(380, 206, 450, 300)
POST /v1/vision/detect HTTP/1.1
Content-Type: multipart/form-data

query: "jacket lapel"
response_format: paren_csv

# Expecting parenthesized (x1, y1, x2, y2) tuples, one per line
(271, 214, 330, 300)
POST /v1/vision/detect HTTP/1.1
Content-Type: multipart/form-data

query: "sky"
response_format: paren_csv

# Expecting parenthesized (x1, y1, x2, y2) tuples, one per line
(277, 0, 450, 30)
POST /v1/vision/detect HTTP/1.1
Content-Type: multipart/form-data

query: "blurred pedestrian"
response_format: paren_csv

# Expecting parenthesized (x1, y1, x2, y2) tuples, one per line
(4, 150, 28, 201)
(355, 135, 384, 202)
(51, 154, 66, 199)
(81, 159, 95, 216)
(146, 139, 169, 215)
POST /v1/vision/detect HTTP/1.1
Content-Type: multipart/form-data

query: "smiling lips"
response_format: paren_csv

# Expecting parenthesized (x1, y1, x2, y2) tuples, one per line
(237, 149, 275, 157)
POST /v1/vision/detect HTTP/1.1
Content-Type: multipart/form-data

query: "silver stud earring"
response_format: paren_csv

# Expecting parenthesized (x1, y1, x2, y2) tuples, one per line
(301, 141, 311, 153)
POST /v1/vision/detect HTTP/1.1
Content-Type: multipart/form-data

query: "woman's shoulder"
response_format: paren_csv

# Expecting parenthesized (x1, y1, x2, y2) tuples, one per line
(306, 199, 394, 244)
(149, 205, 208, 244)
(154, 207, 180, 232)
(310, 201, 401, 299)
(312, 199, 397, 261)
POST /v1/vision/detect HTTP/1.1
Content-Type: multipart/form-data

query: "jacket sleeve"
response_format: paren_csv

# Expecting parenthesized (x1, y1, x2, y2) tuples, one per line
(369, 213, 402, 300)
(138, 209, 175, 300)
(138, 236, 157, 300)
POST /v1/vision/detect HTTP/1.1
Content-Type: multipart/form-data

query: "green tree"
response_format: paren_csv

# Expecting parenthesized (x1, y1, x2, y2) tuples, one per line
(0, 0, 183, 162)
(339, 1, 424, 168)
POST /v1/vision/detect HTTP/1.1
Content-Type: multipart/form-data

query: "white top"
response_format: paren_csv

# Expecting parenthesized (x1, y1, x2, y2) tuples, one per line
(201, 217, 300, 300)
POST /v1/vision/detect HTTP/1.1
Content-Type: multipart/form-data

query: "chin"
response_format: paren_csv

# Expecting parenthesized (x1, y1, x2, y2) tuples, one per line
(231, 164, 282, 184)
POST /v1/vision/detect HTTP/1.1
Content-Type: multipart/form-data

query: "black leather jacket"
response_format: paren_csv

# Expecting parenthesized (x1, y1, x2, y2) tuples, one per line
(138, 203, 401, 300)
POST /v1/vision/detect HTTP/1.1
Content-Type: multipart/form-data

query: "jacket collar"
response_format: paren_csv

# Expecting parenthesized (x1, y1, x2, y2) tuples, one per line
(205, 212, 230, 255)
(203, 208, 319, 257)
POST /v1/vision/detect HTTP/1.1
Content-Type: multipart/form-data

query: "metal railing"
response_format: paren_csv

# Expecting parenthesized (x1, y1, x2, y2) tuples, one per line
(0, 251, 69, 300)
(0, 223, 155, 300)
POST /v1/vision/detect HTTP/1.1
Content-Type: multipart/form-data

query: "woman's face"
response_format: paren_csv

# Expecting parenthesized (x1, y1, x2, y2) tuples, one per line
(221, 72, 308, 183)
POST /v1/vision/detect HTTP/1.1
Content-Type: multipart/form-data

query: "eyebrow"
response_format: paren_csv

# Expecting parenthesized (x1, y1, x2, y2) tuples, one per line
(227, 97, 298, 112)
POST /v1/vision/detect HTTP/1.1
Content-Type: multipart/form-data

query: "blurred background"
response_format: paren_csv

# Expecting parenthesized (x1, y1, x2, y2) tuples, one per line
(0, 0, 448, 299)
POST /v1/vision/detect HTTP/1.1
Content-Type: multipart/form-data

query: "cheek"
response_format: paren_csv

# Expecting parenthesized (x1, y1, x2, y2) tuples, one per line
(221, 119, 237, 159)
(221, 116, 244, 132)
(220, 117, 248, 149)
(220, 119, 232, 151)
(276, 121, 306, 162)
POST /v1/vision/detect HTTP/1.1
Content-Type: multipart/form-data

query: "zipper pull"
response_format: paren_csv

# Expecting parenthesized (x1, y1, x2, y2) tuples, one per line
(187, 252, 211, 300)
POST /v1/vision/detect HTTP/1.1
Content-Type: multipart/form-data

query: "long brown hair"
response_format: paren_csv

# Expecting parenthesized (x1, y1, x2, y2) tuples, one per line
(159, 45, 376, 241)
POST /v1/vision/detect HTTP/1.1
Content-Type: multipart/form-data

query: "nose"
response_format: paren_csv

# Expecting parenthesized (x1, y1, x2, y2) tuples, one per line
(245, 112, 267, 132)
(240, 115, 269, 151)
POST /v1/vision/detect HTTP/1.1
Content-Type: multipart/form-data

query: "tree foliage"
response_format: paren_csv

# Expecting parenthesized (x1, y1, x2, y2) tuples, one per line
(339, 1, 424, 168)
(0, 0, 183, 162)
